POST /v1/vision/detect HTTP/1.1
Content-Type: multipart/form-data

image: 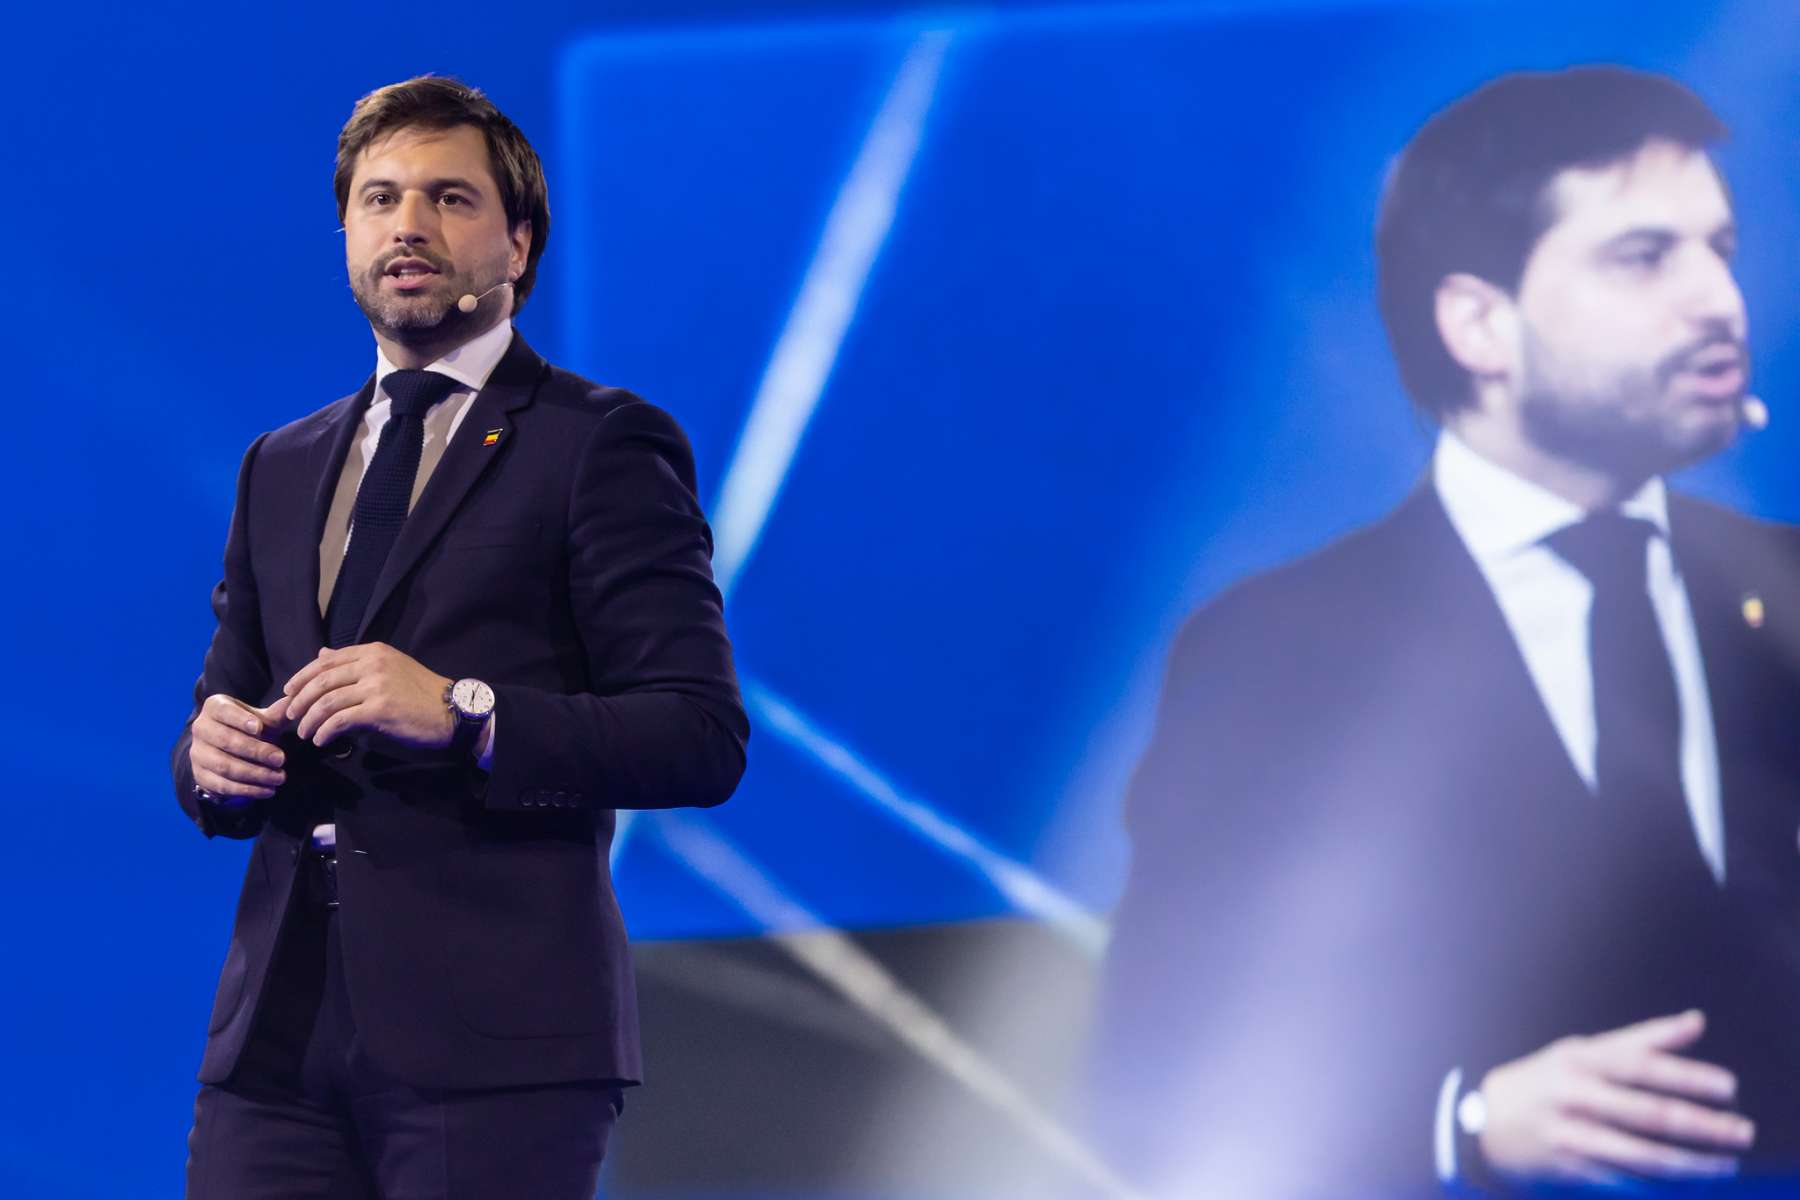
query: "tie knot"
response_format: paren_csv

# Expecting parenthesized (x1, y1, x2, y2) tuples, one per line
(381, 369, 460, 418)
(1546, 511, 1659, 588)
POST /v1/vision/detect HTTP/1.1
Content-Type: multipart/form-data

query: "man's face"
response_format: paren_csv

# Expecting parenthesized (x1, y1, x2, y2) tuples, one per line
(1505, 138, 1748, 480)
(343, 124, 528, 340)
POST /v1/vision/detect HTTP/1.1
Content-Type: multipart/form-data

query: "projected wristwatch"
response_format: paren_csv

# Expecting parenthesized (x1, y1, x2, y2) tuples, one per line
(445, 678, 496, 758)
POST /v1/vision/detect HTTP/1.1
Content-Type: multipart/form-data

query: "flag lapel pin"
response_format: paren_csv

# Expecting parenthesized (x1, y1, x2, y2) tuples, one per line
(1743, 592, 1765, 629)
(482, 428, 504, 447)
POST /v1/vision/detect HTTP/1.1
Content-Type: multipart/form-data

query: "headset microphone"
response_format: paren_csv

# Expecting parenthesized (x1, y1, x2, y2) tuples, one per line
(457, 280, 512, 314)
(1742, 395, 1769, 431)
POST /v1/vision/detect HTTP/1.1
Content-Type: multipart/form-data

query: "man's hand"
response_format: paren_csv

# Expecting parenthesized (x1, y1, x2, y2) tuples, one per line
(189, 693, 291, 801)
(283, 643, 454, 750)
(1480, 1009, 1753, 1187)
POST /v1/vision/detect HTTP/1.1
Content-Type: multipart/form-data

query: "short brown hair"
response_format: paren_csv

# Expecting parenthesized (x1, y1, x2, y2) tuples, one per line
(1377, 67, 1725, 417)
(335, 76, 550, 314)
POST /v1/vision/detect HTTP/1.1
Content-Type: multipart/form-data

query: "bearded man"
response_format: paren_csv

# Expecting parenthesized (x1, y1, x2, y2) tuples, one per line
(1099, 66, 1800, 1196)
(174, 76, 748, 1198)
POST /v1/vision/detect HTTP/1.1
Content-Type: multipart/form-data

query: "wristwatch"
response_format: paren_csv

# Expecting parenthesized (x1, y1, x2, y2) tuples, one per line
(1455, 1081, 1494, 1186)
(1456, 1086, 1488, 1139)
(444, 677, 496, 758)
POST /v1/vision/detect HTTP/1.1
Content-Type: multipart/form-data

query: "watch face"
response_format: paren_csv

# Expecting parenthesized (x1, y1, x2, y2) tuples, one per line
(1456, 1089, 1488, 1137)
(452, 678, 496, 718)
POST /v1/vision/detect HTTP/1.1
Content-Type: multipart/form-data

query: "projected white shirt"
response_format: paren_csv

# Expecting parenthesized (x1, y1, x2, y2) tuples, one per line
(1429, 428, 1726, 1185)
(1431, 429, 1724, 883)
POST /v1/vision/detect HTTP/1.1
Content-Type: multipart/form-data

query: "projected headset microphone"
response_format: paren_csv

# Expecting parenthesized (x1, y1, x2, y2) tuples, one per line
(1741, 394, 1769, 431)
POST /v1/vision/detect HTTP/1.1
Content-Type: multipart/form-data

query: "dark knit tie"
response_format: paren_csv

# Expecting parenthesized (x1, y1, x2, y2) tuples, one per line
(324, 369, 460, 648)
(1546, 512, 1703, 879)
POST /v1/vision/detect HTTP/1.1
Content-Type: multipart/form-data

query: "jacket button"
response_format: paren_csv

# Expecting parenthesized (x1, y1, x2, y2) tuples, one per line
(330, 742, 354, 760)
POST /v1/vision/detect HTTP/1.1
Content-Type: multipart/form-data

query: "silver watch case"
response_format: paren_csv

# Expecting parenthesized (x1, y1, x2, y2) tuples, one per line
(446, 677, 496, 723)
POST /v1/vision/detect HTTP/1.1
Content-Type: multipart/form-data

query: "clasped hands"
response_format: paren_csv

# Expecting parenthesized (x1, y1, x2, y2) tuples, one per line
(187, 643, 456, 801)
(1480, 1008, 1755, 1187)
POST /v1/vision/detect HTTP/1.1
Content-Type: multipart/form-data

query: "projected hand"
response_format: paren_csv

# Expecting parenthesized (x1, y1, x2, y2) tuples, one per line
(283, 642, 454, 750)
(189, 693, 291, 800)
(1479, 1009, 1752, 1186)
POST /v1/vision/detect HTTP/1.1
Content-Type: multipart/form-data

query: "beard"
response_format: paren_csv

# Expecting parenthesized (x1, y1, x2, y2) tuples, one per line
(349, 247, 503, 344)
(1516, 326, 1739, 485)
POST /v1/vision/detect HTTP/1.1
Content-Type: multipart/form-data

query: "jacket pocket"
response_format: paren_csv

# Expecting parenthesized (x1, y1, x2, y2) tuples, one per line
(446, 836, 618, 1038)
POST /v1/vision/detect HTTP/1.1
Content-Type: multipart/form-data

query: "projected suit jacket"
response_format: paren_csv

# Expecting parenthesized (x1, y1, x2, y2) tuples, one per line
(1098, 483, 1800, 1196)
(171, 331, 747, 1090)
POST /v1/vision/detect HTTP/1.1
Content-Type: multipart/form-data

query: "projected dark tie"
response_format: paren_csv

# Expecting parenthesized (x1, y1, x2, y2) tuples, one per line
(1547, 513, 1701, 877)
(324, 369, 460, 649)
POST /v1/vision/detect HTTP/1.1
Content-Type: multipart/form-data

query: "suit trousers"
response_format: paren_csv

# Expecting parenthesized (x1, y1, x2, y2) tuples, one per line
(185, 855, 623, 1200)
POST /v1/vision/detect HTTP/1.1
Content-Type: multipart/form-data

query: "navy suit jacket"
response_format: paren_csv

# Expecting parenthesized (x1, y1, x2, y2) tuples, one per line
(172, 331, 748, 1091)
(1097, 485, 1800, 1196)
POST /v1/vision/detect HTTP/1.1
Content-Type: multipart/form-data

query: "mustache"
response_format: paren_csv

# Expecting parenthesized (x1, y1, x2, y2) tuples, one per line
(371, 247, 453, 276)
(1656, 332, 1746, 381)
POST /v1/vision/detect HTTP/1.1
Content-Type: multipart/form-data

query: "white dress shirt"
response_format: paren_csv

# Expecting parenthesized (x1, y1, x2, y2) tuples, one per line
(1432, 430, 1724, 879)
(1431, 429, 1725, 1184)
(311, 318, 514, 848)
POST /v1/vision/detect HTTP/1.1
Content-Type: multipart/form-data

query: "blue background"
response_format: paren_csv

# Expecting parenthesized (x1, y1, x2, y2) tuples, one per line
(2, 0, 1796, 1193)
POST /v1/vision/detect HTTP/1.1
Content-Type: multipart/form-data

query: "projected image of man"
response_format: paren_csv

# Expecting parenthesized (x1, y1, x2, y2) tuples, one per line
(1098, 66, 1800, 1196)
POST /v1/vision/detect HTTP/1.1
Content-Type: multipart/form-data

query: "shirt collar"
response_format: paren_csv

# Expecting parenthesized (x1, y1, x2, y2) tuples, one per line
(372, 318, 515, 404)
(1433, 428, 1669, 567)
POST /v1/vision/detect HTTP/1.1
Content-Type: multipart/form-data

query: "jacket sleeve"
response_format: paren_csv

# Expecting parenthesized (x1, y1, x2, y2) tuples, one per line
(172, 433, 276, 840)
(481, 400, 748, 813)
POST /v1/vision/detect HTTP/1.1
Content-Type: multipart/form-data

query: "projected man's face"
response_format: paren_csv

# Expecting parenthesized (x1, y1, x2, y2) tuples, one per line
(343, 124, 528, 346)
(1507, 138, 1747, 482)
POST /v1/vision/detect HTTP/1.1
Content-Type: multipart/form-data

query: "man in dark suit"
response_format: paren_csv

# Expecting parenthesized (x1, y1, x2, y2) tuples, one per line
(1097, 67, 1800, 1196)
(173, 76, 748, 1198)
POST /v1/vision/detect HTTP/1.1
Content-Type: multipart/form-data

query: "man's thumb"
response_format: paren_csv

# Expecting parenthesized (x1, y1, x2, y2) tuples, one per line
(257, 695, 292, 729)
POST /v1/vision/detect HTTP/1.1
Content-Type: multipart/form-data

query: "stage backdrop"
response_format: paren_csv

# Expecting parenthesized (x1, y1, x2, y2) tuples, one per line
(0, 0, 1794, 1195)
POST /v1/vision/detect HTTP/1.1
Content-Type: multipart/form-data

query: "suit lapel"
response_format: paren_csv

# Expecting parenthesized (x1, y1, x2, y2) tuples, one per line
(1666, 495, 1800, 887)
(302, 380, 375, 646)
(1668, 494, 1776, 729)
(354, 331, 545, 642)
(1670, 497, 1743, 766)
(1385, 484, 1594, 804)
